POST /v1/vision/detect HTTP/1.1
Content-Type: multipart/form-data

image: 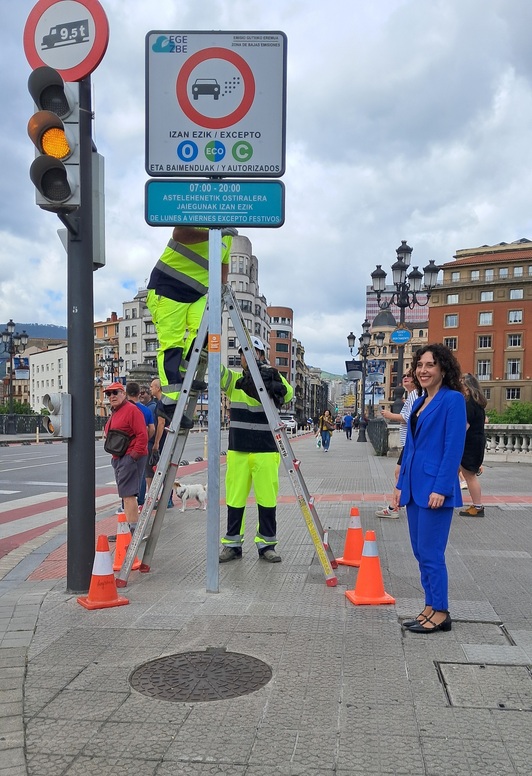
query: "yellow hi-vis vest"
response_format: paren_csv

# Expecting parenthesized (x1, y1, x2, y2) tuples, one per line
(148, 235, 232, 303)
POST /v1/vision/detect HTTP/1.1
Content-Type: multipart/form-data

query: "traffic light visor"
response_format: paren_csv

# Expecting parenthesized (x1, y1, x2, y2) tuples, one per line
(28, 66, 74, 119)
(30, 155, 76, 205)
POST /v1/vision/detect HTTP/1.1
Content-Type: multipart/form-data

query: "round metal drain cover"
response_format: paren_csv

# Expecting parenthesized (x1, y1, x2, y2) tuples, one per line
(130, 649, 272, 703)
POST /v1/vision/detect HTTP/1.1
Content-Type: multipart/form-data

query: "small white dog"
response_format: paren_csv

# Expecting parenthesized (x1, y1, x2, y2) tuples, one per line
(174, 481, 207, 512)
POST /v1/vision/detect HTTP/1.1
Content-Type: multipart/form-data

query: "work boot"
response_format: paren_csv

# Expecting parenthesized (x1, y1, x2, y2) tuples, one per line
(260, 548, 282, 563)
(459, 505, 485, 517)
(219, 546, 242, 563)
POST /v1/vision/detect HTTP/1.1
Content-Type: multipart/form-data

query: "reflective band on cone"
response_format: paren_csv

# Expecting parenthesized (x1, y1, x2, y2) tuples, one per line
(336, 507, 364, 567)
(77, 535, 129, 610)
(345, 529, 396, 606)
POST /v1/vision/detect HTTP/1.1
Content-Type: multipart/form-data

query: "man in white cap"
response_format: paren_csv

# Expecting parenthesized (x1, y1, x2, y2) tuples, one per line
(219, 337, 293, 563)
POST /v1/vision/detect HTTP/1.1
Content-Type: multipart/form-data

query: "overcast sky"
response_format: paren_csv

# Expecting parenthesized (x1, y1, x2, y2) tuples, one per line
(2, 0, 532, 374)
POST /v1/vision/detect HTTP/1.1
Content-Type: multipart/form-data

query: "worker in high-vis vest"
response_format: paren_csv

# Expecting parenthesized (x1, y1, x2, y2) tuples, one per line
(219, 337, 293, 564)
(146, 226, 235, 424)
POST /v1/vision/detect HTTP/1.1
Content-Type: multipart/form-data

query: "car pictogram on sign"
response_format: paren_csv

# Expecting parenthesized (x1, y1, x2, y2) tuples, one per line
(192, 78, 220, 100)
(41, 20, 90, 50)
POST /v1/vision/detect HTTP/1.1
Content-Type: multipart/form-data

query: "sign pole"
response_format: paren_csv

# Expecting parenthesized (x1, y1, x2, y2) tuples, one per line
(206, 229, 222, 593)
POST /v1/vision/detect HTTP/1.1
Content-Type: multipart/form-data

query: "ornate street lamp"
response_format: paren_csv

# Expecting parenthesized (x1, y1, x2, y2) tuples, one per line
(371, 240, 439, 386)
(98, 351, 124, 383)
(1, 319, 29, 435)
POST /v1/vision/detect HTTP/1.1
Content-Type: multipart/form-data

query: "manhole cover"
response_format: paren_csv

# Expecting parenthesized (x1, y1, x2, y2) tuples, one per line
(439, 663, 532, 711)
(130, 649, 272, 703)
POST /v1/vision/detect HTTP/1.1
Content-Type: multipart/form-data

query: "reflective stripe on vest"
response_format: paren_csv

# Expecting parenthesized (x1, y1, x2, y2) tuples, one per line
(154, 239, 210, 296)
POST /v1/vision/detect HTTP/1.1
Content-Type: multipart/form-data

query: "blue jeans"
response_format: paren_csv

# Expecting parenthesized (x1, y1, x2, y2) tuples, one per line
(320, 430, 331, 450)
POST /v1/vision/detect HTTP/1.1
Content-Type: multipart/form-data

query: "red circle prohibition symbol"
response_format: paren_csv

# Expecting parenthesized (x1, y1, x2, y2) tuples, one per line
(176, 47, 255, 130)
(23, 0, 109, 81)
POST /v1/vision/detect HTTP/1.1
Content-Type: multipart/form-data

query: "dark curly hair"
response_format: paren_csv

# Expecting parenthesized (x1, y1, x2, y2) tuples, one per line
(411, 344, 463, 394)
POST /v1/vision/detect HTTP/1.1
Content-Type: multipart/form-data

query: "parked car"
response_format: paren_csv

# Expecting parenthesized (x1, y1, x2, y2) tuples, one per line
(279, 414, 297, 433)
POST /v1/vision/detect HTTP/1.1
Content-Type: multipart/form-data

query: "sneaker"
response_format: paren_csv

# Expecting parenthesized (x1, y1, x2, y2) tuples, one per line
(375, 506, 400, 518)
(219, 546, 242, 563)
(460, 480, 468, 490)
(459, 505, 485, 517)
(260, 548, 282, 563)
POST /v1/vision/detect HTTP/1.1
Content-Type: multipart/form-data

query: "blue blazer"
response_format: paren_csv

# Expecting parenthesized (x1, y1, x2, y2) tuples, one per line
(397, 386, 467, 509)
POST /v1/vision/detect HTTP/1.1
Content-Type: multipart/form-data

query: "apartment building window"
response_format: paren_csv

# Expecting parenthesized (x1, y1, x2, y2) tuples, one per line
(499, 267, 509, 279)
(509, 310, 523, 324)
(125, 309, 131, 319)
(479, 312, 493, 326)
(132, 343, 137, 354)
(240, 300, 252, 313)
(484, 388, 491, 400)
(125, 344, 131, 354)
(276, 330, 290, 338)
(125, 326, 130, 337)
(506, 387, 521, 400)
(478, 335, 492, 348)
(480, 291, 493, 302)
(509, 289, 523, 300)
(131, 309, 137, 318)
(477, 360, 491, 381)
(104, 326, 108, 336)
(145, 322, 156, 334)
(446, 294, 459, 304)
(450, 271, 460, 282)
(444, 314, 458, 327)
(507, 359, 521, 380)
(228, 356, 240, 367)
(254, 323, 261, 335)
(275, 357, 288, 367)
(485, 269, 494, 281)
(470, 270, 480, 281)
(276, 343, 289, 352)
(443, 337, 457, 350)
(514, 266, 523, 277)
(145, 341, 157, 352)
(528, 265, 532, 276)
(507, 334, 521, 347)
(131, 326, 137, 336)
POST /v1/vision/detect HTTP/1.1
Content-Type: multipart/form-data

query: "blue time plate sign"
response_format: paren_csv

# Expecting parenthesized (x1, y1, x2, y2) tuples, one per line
(145, 179, 284, 227)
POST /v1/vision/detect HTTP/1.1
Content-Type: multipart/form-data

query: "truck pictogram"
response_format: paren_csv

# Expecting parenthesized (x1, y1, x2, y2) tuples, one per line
(41, 20, 90, 50)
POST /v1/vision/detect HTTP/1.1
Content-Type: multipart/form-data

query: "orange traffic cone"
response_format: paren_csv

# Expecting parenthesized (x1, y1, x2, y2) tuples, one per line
(77, 535, 129, 610)
(336, 507, 364, 567)
(345, 530, 395, 606)
(113, 513, 141, 572)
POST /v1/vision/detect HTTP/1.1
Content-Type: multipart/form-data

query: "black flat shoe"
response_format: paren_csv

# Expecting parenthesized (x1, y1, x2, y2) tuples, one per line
(408, 611, 452, 633)
(402, 609, 433, 629)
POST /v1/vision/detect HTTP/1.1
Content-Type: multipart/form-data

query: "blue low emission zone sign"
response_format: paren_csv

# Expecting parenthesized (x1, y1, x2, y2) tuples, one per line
(145, 179, 285, 227)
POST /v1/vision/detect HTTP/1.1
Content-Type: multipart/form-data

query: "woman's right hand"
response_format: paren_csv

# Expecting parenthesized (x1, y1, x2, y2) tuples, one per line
(392, 488, 401, 509)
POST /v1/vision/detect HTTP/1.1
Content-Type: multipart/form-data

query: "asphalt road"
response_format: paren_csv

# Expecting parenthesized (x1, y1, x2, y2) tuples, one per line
(0, 432, 222, 506)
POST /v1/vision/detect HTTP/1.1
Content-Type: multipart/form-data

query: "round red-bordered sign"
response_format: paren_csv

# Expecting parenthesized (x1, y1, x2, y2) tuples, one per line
(176, 47, 255, 130)
(24, 0, 109, 81)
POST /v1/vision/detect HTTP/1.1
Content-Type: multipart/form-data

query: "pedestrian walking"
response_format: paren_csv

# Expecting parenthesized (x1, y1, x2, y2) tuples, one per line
(343, 412, 354, 439)
(318, 410, 335, 451)
(219, 337, 293, 564)
(393, 344, 466, 633)
(458, 373, 487, 517)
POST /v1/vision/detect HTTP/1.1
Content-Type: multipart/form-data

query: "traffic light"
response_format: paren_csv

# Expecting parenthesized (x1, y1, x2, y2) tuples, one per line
(27, 66, 80, 211)
(43, 392, 72, 438)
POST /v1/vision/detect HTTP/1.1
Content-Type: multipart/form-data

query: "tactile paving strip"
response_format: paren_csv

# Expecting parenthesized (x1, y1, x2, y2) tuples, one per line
(130, 648, 272, 703)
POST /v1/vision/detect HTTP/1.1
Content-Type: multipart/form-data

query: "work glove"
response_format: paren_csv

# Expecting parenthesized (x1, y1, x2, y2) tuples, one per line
(260, 365, 287, 409)
(148, 449, 160, 468)
(235, 370, 260, 403)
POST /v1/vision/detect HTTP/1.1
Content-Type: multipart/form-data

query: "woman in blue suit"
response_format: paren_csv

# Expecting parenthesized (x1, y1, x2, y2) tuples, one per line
(393, 344, 466, 633)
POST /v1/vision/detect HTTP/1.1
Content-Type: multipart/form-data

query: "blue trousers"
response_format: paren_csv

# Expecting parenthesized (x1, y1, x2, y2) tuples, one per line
(406, 501, 453, 612)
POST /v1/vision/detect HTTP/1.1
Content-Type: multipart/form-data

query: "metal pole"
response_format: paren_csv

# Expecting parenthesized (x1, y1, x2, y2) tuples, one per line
(395, 303, 406, 387)
(357, 354, 367, 442)
(206, 229, 222, 593)
(6, 348, 15, 435)
(66, 75, 95, 593)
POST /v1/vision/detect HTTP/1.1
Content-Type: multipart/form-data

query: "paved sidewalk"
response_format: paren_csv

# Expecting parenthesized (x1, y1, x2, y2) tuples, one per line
(1, 433, 531, 775)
